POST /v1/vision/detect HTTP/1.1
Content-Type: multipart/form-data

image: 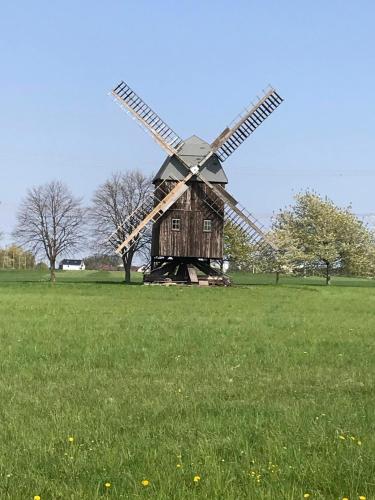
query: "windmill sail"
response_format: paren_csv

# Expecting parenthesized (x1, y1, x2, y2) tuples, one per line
(211, 88, 283, 162)
(108, 173, 193, 254)
(198, 173, 276, 252)
(111, 81, 184, 156)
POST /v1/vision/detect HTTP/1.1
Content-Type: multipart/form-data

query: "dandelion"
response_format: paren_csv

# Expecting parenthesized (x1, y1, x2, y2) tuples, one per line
(34, 496, 41, 500)
(141, 480, 150, 487)
(342, 497, 349, 500)
(68, 436, 74, 443)
(104, 482, 111, 488)
(358, 440, 362, 446)
(176, 464, 181, 468)
(339, 435, 346, 440)
(359, 496, 366, 500)
(303, 495, 310, 499)
(193, 475, 201, 483)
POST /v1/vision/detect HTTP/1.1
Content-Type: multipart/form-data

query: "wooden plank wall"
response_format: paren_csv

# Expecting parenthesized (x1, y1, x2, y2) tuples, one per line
(151, 181, 224, 259)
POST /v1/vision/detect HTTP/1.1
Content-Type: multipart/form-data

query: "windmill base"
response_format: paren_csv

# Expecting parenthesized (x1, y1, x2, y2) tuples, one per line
(144, 257, 230, 286)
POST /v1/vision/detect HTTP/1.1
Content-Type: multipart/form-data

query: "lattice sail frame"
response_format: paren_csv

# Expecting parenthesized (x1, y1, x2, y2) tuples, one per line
(111, 81, 184, 156)
(211, 87, 283, 162)
(197, 173, 277, 256)
(107, 174, 192, 254)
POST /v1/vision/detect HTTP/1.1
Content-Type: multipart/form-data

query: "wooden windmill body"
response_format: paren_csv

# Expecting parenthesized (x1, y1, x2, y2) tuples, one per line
(108, 81, 283, 285)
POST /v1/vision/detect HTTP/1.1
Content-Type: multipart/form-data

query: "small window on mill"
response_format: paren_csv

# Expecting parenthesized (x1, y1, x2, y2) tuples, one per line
(203, 219, 212, 232)
(171, 218, 181, 231)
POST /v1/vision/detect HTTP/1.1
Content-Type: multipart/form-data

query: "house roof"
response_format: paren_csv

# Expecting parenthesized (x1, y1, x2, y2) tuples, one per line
(153, 135, 228, 184)
(61, 259, 84, 265)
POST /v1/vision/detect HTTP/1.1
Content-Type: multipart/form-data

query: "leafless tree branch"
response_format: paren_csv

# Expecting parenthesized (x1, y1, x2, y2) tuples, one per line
(89, 170, 153, 283)
(13, 181, 86, 282)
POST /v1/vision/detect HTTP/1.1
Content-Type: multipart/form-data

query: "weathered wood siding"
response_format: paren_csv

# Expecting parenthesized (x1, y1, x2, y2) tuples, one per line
(152, 180, 224, 259)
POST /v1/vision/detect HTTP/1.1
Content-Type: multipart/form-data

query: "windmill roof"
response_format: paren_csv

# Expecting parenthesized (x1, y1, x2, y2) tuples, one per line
(153, 135, 228, 184)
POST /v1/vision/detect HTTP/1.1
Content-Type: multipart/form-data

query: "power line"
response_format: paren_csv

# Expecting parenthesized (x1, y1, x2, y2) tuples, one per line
(234, 168, 375, 177)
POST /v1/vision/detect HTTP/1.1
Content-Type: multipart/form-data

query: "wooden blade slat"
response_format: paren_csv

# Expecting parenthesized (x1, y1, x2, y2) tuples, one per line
(114, 173, 193, 254)
(111, 80, 184, 156)
(211, 88, 283, 162)
(198, 172, 277, 251)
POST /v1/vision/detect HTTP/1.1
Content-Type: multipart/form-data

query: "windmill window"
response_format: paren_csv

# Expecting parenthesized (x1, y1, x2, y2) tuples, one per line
(171, 218, 181, 231)
(203, 219, 212, 232)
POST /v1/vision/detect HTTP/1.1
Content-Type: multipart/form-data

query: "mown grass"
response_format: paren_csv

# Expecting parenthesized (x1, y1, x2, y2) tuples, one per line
(0, 271, 374, 499)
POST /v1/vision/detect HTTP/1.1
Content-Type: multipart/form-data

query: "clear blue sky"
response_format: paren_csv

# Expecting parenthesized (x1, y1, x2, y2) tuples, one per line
(1, 0, 375, 244)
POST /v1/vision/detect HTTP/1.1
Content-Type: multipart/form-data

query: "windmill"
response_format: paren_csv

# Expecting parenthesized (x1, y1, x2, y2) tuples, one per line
(108, 80, 283, 285)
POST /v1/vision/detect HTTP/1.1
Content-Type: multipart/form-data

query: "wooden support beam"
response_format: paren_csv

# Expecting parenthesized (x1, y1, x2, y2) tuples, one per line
(187, 265, 199, 284)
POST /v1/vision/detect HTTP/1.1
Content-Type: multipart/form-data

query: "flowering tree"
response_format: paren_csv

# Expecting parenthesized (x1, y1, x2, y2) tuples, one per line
(272, 191, 375, 284)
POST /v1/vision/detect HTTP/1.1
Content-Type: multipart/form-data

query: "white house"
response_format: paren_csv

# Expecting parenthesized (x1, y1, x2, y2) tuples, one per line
(59, 259, 85, 271)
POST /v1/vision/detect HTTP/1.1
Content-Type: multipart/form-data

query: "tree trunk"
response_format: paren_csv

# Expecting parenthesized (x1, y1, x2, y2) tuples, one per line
(325, 262, 331, 285)
(50, 260, 56, 283)
(275, 270, 280, 285)
(125, 262, 131, 284)
(121, 253, 132, 284)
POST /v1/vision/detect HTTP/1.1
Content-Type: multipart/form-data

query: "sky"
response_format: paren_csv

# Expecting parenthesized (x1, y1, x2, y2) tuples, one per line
(1, 0, 375, 247)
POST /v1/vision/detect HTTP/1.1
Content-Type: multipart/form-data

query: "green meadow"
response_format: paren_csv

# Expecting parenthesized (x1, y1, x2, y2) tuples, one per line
(0, 270, 374, 499)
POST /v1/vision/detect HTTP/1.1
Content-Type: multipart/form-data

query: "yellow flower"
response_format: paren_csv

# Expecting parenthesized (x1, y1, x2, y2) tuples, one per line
(193, 475, 201, 483)
(339, 435, 346, 440)
(141, 480, 150, 487)
(358, 440, 362, 446)
(303, 495, 310, 499)
(34, 496, 41, 500)
(104, 482, 111, 488)
(68, 436, 74, 443)
(342, 497, 349, 500)
(359, 496, 366, 500)
(176, 464, 181, 468)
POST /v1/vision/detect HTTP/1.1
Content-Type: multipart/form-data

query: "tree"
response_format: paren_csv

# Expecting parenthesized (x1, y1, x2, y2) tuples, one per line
(272, 191, 375, 284)
(224, 222, 273, 274)
(13, 181, 85, 282)
(84, 253, 121, 271)
(224, 221, 253, 270)
(90, 171, 153, 283)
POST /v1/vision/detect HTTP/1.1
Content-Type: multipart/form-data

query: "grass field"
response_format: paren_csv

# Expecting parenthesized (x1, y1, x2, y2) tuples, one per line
(0, 270, 374, 499)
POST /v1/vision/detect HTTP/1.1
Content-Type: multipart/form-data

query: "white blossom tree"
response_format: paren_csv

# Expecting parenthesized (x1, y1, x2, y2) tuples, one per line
(272, 191, 375, 284)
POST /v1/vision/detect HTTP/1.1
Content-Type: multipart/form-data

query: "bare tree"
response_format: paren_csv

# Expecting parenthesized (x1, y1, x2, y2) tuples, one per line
(90, 170, 153, 283)
(0, 201, 3, 243)
(13, 181, 86, 282)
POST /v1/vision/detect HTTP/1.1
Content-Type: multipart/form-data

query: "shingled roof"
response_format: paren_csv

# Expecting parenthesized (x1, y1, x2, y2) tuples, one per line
(153, 135, 228, 184)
